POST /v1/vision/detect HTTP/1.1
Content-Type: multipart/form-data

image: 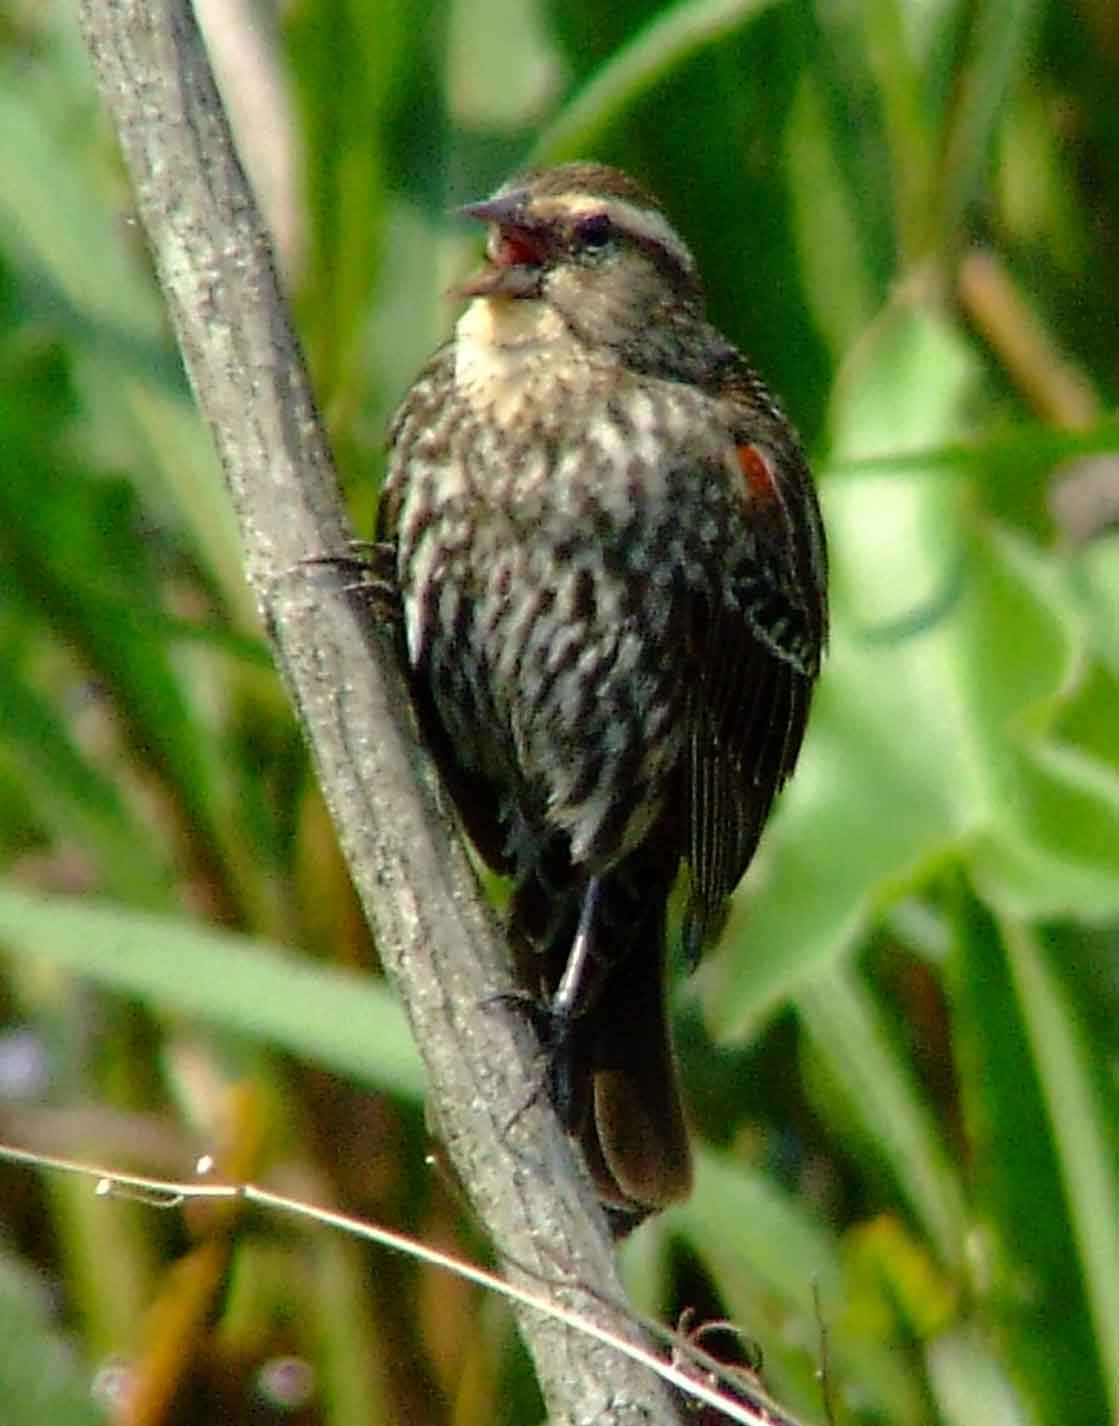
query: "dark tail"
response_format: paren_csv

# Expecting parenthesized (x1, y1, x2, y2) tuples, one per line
(510, 850, 693, 1217)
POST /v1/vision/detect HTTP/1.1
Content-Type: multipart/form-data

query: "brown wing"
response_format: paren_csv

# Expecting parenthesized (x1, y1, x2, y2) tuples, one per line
(684, 617, 811, 956)
(683, 437, 827, 958)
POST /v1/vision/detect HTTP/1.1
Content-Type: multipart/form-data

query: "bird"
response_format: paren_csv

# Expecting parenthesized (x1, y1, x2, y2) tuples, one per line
(376, 162, 827, 1223)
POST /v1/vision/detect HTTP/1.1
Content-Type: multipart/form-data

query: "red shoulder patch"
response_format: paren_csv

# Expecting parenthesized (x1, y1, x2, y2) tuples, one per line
(736, 442, 778, 504)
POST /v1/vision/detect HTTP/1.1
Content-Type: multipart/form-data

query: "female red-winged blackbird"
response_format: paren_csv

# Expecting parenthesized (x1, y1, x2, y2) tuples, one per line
(378, 163, 827, 1219)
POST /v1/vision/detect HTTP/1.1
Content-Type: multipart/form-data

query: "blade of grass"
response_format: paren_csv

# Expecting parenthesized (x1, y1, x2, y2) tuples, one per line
(0, 889, 423, 1100)
(665, 1147, 842, 1317)
(948, 883, 1109, 1424)
(664, 1148, 844, 1418)
(0, 1255, 106, 1426)
(925, 1326, 1030, 1426)
(857, 0, 934, 262)
(797, 967, 968, 1267)
(0, 662, 168, 903)
(935, 0, 1044, 248)
(530, 0, 780, 164)
(1002, 917, 1119, 1417)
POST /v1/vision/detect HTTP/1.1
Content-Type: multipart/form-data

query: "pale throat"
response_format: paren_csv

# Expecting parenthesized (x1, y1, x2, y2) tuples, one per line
(453, 294, 579, 420)
(456, 292, 567, 347)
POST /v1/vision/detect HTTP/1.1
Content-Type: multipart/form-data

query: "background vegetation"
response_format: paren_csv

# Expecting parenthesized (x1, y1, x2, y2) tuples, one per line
(0, 0, 1116, 1422)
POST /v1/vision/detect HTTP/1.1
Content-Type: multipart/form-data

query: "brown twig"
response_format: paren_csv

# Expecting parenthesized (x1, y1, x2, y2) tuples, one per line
(0, 1140, 819, 1426)
(958, 249, 1100, 428)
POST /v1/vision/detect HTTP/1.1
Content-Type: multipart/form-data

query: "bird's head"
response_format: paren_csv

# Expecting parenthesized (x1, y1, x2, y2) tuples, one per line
(454, 163, 706, 357)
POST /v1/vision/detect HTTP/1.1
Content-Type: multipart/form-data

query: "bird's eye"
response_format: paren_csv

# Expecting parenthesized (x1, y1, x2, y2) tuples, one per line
(574, 213, 613, 250)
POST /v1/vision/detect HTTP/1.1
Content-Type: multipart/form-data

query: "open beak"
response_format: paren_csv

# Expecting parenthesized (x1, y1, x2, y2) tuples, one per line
(452, 189, 547, 299)
(454, 192, 527, 226)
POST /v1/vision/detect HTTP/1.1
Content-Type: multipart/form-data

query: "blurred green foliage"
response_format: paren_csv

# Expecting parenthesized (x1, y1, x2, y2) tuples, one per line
(0, 1, 1116, 1424)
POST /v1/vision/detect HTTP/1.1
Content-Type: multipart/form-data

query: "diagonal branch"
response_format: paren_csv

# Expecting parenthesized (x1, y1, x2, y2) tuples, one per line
(75, 1, 684, 1421)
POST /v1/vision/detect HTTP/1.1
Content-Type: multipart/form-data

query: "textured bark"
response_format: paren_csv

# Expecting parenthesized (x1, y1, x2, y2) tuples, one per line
(75, 2, 685, 1421)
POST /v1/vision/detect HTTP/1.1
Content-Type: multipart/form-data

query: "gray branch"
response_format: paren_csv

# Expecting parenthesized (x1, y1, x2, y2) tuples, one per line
(75, 1, 686, 1421)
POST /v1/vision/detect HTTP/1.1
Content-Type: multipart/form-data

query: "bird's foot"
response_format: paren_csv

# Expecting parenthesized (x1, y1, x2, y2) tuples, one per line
(297, 540, 400, 617)
(482, 987, 584, 1136)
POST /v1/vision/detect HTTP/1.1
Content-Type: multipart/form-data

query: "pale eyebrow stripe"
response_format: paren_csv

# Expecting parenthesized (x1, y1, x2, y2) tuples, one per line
(531, 194, 695, 273)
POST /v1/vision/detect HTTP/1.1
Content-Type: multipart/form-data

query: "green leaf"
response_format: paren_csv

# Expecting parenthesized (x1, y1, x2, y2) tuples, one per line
(0, 355, 246, 919)
(663, 1147, 843, 1418)
(1003, 917, 1119, 1418)
(289, 0, 412, 413)
(666, 1146, 842, 1315)
(925, 1326, 1031, 1426)
(971, 740, 1119, 918)
(707, 306, 1119, 1037)
(0, 889, 423, 1100)
(0, 659, 167, 902)
(854, 0, 936, 262)
(1066, 535, 1119, 676)
(447, 0, 559, 129)
(797, 967, 968, 1266)
(786, 74, 882, 359)
(946, 885, 1110, 1426)
(532, 0, 782, 164)
(936, 0, 1047, 247)
(0, 1254, 103, 1426)
(0, 84, 162, 348)
(705, 306, 981, 1034)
